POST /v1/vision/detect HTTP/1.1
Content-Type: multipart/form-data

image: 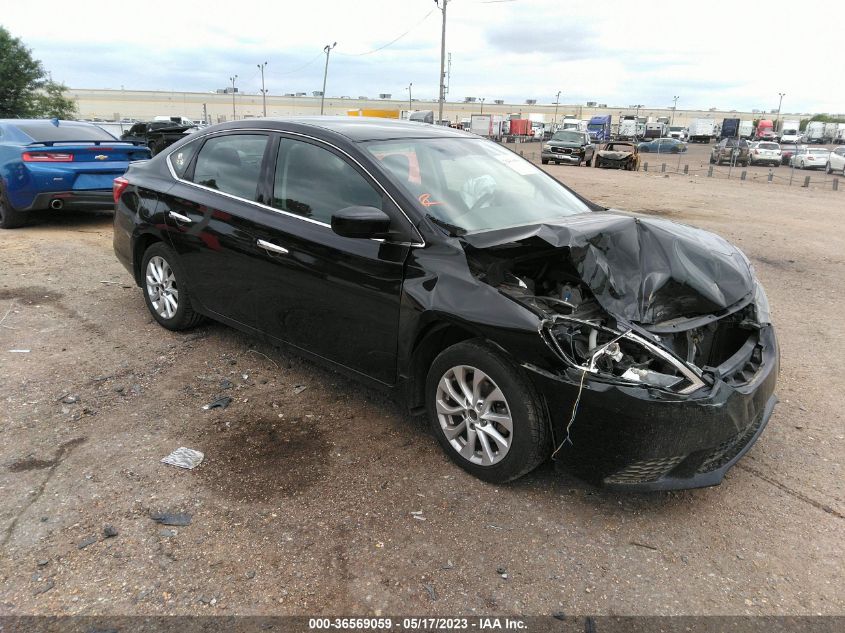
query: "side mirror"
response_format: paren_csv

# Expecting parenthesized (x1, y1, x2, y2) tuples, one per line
(331, 206, 391, 239)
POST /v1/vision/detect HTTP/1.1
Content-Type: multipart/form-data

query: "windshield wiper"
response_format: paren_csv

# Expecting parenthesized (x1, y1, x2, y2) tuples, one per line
(425, 213, 467, 237)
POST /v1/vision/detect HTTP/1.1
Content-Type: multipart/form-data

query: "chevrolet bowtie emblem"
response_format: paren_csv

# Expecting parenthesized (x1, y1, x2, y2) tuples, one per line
(94, 154, 108, 160)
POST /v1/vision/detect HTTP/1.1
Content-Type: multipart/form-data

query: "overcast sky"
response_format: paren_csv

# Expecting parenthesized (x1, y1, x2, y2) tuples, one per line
(2, 0, 841, 114)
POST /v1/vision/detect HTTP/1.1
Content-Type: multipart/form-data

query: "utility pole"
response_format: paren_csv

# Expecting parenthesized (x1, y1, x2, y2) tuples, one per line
(436, 0, 448, 125)
(634, 104, 643, 141)
(479, 97, 485, 115)
(258, 61, 268, 117)
(776, 92, 785, 133)
(554, 90, 561, 126)
(229, 75, 238, 120)
(407, 82, 413, 112)
(320, 42, 336, 116)
(672, 95, 679, 126)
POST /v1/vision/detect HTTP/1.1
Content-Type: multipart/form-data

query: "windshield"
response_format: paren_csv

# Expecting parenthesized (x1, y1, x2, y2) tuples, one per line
(669, 126, 684, 132)
(587, 123, 603, 130)
(364, 138, 590, 234)
(551, 131, 583, 142)
(809, 149, 830, 155)
(759, 143, 779, 150)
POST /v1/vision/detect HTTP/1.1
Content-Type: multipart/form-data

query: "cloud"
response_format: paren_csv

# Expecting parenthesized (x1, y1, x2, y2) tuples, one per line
(484, 20, 599, 60)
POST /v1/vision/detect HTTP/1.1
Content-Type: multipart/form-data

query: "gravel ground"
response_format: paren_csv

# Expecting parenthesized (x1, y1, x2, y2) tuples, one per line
(0, 165, 842, 617)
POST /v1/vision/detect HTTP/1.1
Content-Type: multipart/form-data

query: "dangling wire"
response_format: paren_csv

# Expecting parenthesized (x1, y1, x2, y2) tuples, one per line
(551, 368, 588, 460)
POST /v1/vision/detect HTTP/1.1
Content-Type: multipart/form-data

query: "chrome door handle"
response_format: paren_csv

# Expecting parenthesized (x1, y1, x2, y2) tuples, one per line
(257, 239, 289, 255)
(169, 211, 192, 223)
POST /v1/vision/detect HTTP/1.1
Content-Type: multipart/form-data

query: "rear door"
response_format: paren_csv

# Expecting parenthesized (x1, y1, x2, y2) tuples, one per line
(159, 131, 272, 325)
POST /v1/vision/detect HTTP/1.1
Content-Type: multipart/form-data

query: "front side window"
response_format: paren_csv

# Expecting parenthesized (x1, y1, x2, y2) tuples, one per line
(273, 138, 382, 224)
(191, 134, 268, 200)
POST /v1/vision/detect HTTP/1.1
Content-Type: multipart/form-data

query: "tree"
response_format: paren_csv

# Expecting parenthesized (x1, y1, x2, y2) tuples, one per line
(32, 79, 76, 119)
(0, 26, 44, 118)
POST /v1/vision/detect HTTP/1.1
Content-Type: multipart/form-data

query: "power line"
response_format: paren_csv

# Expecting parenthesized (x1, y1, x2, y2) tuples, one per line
(336, 8, 436, 57)
(271, 51, 325, 77)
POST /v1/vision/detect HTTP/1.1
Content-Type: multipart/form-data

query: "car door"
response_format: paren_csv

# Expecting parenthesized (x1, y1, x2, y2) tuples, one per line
(159, 131, 272, 325)
(244, 133, 414, 385)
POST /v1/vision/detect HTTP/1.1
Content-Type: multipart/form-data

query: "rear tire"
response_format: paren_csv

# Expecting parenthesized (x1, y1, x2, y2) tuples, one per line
(0, 184, 27, 229)
(426, 340, 549, 483)
(826, 162, 833, 174)
(141, 242, 205, 331)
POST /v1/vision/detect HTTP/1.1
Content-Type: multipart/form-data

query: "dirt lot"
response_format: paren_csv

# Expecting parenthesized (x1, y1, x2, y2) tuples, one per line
(0, 166, 842, 617)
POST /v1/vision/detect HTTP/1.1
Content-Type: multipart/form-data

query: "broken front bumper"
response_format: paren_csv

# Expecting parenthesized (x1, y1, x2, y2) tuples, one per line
(524, 326, 779, 491)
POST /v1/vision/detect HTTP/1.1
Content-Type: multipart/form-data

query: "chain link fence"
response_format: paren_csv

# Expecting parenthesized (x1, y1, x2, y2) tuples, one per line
(507, 144, 843, 192)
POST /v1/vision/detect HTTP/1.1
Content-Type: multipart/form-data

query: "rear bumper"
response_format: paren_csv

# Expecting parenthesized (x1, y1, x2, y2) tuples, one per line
(525, 326, 779, 491)
(18, 190, 113, 212)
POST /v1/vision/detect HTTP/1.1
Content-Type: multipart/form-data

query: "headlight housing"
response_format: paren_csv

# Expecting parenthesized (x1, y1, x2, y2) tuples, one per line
(543, 319, 706, 395)
(543, 144, 551, 151)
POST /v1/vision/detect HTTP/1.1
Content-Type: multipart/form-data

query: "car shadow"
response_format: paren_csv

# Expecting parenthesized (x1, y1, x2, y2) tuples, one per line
(22, 209, 113, 231)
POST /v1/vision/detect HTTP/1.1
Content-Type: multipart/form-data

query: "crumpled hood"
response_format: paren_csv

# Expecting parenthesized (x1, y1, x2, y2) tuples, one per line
(461, 212, 755, 325)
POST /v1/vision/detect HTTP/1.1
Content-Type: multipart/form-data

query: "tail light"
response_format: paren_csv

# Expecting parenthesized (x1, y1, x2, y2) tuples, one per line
(22, 152, 73, 162)
(113, 177, 129, 204)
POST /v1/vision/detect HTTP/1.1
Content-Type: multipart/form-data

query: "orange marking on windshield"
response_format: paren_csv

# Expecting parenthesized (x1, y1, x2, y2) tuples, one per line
(418, 193, 443, 207)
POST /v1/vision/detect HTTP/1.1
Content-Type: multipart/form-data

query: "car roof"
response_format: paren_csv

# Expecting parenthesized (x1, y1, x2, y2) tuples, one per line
(213, 116, 476, 142)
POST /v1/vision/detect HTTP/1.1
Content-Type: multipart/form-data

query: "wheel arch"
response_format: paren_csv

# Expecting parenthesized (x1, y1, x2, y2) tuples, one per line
(405, 319, 483, 412)
(132, 232, 166, 286)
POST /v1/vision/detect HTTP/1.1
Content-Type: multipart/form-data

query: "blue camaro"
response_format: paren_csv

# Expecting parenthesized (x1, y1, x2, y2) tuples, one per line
(0, 119, 151, 228)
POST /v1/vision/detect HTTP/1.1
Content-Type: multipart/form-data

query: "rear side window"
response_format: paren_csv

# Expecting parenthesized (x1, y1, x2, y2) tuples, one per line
(170, 140, 200, 178)
(191, 134, 268, 200)
(273, 138, 382, 224)
(16, 122, 116, 142)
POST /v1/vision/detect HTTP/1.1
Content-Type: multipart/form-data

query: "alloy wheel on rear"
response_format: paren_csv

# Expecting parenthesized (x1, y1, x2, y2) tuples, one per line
(145, 255, 179, 320)
(435, 365, 513, 466)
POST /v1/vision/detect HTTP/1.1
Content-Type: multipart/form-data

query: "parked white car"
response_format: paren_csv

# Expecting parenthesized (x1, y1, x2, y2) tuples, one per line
(826, 146, 845, 174)
(790, 147, 831, 169)
(667, 125, 688, 141)
(749, 141, 782, 167)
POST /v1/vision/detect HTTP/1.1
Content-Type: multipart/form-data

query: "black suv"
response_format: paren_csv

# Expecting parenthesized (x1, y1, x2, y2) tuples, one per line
(541, 130, 595, 166)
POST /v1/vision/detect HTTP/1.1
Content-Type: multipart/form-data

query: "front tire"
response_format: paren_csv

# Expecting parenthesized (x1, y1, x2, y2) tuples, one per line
(426, 340, 549, 483)
(141, 242, 204, 331)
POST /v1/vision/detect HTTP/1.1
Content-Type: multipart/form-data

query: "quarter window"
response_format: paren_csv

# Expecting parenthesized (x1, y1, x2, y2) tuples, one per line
(170, 139, 200, 179)
(191, 134, 268, 200)
(273, 138, 382, 223)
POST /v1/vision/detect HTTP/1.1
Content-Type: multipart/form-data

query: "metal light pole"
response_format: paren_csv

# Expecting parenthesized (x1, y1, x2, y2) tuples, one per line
(436, 0, 448, 124)
(554, 90, 561, 126)
(634, 104, 643, 141)
(776, 92, 785, 134)
(320, 42, 336, 115)
(407, 82, 413, 112)
(671, 95, 679, 126)
(229, 75, 238, 120)
(257, 62, 268, 117)
(479, 97, 485, 115)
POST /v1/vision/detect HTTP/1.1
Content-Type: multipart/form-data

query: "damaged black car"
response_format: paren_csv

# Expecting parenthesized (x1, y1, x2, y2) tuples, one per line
(112, 118, 778, 490)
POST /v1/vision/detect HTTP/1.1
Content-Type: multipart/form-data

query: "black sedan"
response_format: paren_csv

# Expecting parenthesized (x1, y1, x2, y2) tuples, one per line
(113, 118, 778, 490)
